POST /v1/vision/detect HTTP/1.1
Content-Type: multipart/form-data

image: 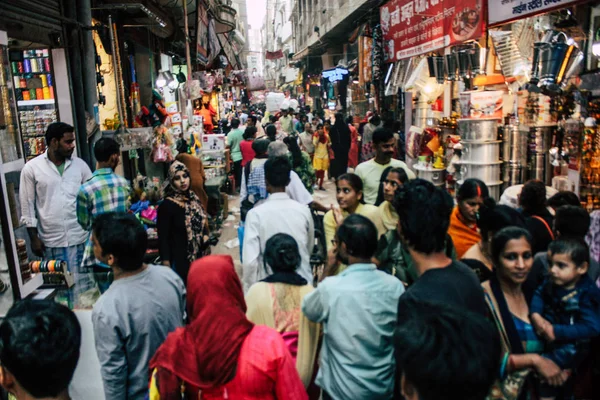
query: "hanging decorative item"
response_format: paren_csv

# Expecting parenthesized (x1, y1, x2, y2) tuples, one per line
(529, 30, 582, 96)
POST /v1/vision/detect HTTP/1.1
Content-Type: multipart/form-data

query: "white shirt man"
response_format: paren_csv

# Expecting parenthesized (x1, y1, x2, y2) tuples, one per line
(20, 123, 93, 306)
(242, 157, 315, 292)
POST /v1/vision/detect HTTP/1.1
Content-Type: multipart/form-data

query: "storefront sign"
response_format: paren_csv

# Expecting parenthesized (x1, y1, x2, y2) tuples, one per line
(381, 0, 484, 62)
(322, 67, 349, 82)
(488, 0, 584, 27)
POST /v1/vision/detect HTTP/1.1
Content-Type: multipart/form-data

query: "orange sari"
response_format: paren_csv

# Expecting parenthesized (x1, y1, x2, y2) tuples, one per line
(448, 206, 481, 258)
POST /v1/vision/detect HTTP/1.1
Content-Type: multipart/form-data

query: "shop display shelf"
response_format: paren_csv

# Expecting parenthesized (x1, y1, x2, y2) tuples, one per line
(20, 273, 43, 298)
(17, 99, 55, 107)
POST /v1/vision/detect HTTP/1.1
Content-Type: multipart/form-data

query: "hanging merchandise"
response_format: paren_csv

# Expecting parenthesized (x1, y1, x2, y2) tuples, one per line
(151, 125, 174, 163)
(528, 30, 583, 95)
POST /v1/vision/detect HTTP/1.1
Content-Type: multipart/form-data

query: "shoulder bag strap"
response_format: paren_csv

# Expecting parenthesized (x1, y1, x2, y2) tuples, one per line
(532, 215, 555, 241)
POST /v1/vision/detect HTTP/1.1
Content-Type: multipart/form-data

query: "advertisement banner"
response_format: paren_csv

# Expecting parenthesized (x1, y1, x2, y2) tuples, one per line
(381, 0, 484, 62)
(359, 36, 373, 85)
(488, 0, 585, 27)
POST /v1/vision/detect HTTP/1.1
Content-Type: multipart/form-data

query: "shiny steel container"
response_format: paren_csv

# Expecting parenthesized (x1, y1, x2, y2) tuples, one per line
(458, 118, 499, 141)
(414, 164, 446, 186)
(461, 140, 501, 163)
(457, 161, 502, 182)
(502, 161, 525, 189)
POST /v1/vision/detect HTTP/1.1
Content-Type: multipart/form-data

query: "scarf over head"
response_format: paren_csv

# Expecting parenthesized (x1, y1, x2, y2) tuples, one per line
(149, 255, 254, 389)
(164, 161, 207, 263)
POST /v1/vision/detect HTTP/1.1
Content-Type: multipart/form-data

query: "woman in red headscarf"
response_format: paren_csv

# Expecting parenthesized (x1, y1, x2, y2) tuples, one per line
(148, 255, 307, 400)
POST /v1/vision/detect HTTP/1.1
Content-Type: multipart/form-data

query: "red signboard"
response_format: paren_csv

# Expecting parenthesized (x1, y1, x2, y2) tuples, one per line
(381, 0, 485, 62)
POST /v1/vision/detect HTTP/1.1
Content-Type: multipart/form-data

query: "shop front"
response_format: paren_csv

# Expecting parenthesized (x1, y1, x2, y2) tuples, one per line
(378, 0, 600, 213)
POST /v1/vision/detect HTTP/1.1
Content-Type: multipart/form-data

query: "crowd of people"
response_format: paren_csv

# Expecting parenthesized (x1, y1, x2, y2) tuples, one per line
(3, 111, 600, 400)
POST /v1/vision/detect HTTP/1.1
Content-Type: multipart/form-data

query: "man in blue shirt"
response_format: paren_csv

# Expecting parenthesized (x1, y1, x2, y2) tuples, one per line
(302, 214, 404, 400)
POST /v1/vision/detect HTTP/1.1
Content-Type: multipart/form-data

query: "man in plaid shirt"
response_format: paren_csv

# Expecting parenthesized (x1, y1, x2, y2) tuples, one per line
(77, 138, 130, 289)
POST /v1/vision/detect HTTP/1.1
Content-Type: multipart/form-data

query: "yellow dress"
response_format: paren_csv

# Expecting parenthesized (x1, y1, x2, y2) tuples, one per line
(312, 134, 330, 171)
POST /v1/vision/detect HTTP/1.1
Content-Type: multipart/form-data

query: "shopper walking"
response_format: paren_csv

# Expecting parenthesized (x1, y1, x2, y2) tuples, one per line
(149, 255, 307, 399)
(158, 161, 210, 284)
(520, 179, 554, 255)
(347, 116, 359, 169)
(355, 128, 415, 205)
(299, 123, 315, 160)
(303, 215, 403, 400)
(284, 136, 316, 194)
(395, 179, 487, 316)
(77, 137, 130, 291)
(242, 157, 314, 291)
(0, 299, 81, 400)
(312, 124, 330, 191)
(361, 113, 381, 161)
(246, 234, 320, 391)
(19, 122, 93, 307)
(240, 126, 257, 168)
(226, 118, 244, 190)
(447, 178, 489, 258)
(92, 213, 185, 400)
(483, 227, 567, 399)
(328, 113, 351, 180)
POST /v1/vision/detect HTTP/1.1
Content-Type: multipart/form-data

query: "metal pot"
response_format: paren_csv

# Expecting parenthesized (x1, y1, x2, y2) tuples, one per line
(460, 140, 501, 163)
(502, 125, 528, 164)
(502, 161, 525, 187)
(414, 164, 446, 186)
(458, 118, 499, 141)
(457, 161, 502, 182)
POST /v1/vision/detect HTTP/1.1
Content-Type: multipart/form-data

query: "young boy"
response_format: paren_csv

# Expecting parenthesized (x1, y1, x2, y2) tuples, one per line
(530, 237, 600, 400)
(91, 212, 185, 400)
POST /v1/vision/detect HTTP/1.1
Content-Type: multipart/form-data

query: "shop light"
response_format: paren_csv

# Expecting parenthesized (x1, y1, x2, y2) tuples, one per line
(165, 72, 178, 90)
(156, 71, 169, 88)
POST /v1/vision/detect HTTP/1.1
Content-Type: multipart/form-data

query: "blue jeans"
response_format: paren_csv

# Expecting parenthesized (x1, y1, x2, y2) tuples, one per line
(45, 244, 93, 308)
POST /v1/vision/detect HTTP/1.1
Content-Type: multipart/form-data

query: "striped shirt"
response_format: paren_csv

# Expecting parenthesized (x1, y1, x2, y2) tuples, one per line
(76, 168, 130, 268)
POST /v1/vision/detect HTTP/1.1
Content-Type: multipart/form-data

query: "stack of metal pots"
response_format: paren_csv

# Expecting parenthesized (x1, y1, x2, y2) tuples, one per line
(501, 123, 528, 189)
(456, 118, 503, 199)
(527, 126, 554, 185)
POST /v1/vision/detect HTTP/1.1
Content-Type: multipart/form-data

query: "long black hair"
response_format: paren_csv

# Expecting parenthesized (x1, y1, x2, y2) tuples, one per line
(264, 233, 301, 273)
(283, 136, 303, 169)
(375, 167, 409, 206)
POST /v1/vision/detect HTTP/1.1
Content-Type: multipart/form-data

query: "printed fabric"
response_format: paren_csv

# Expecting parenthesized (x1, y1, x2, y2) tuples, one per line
(164, 161, 209, 263)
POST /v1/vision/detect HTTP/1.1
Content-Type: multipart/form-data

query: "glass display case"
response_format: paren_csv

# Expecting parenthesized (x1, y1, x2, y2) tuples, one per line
(0, 30, 43, 316)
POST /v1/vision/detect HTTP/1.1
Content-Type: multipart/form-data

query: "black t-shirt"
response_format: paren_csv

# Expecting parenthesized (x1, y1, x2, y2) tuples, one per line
(398, 261, 488, 316)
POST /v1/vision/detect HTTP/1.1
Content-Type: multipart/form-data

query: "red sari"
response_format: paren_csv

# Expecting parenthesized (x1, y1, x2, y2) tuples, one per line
(348, 124, 359, 168)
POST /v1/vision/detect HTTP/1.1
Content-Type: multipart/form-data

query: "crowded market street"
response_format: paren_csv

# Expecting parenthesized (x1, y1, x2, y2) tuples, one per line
(1, 0, 600, 399)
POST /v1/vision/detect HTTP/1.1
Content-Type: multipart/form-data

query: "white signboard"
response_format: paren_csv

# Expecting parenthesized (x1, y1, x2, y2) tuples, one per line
(489, 0, 584, 26)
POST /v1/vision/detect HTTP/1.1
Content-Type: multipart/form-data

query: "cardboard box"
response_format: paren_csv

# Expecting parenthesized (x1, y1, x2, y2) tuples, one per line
(459, 90, 504, 119)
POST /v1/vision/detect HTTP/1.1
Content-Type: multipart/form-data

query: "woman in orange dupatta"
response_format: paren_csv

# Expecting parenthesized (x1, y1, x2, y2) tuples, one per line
(448, 179, 489, 258)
